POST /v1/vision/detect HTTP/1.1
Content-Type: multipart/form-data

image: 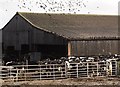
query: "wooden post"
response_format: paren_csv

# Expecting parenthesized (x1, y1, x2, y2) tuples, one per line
(68, 42, 71, 56)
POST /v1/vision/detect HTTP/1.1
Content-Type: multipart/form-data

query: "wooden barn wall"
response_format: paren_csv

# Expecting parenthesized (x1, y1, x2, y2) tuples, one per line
(70, 40, 120, 56)
(3, 15, 18, 50)
(3, 15, 31, 50)
(3, 14, 67, 51)
(32, 27, 67, 45)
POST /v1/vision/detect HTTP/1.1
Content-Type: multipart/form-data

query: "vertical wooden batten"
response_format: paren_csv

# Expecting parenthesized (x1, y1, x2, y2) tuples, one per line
(68, 41, 71, 56)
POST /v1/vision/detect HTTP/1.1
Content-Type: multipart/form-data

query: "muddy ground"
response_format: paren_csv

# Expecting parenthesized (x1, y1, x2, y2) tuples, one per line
(1, 77, 120, 87)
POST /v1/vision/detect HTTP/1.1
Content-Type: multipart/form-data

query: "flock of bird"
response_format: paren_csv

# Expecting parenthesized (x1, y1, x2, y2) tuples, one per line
(5, 0, 95, 14)
(17, 0, 89, 13)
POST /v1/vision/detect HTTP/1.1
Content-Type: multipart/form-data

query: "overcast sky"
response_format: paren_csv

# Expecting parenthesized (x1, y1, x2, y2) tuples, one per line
(0, 0, 119, 29)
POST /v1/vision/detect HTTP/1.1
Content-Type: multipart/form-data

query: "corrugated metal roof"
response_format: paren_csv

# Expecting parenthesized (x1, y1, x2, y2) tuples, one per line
(18, 12, 118, 40)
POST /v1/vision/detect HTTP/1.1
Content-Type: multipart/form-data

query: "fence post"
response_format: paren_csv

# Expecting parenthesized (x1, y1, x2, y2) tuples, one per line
(9, 66, 11, 80)
(115, 61, 117, 76)
(25, 65, 27, 81)
(53, 64, 55, 80)
(106, 61, 108, 77)
(97, 62, 98, 76)
(39, 65, 41, 80)
(87, 62, 89, 77)
(16, 68, 18, 81)
(77, 63, 78, 78)
(65, 63, 67, 78)
(110, 62, 112, 76)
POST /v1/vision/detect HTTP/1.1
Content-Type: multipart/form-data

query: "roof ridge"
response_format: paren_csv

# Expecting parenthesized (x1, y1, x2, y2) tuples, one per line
(17, 12, 118, 17)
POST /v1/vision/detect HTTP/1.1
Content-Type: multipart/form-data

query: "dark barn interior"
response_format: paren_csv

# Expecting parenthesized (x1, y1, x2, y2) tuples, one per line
(2, 12, 119, 64)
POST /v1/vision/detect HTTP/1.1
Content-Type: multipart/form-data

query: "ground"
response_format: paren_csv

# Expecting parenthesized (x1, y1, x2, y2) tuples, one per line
(1, 77, 120, 86)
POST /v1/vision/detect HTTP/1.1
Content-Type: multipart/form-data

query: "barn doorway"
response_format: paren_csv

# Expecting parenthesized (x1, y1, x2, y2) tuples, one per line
(33, 44, 68, 60)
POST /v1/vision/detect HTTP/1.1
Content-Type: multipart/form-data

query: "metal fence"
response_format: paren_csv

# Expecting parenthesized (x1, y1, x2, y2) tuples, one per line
(0, 64, 66, 82)
(0, 60, 118, 82)
(67, 62, 107, 78)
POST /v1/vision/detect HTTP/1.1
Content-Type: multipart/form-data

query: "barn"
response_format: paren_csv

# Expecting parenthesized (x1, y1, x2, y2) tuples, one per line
(2, 12, 119, 62)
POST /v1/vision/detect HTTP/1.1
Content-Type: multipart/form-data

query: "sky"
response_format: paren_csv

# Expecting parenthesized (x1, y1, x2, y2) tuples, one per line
(0, 0, 120, 29)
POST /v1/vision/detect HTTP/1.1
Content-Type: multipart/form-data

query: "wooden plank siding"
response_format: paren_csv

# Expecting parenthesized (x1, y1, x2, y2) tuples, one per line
(70, 40, 120, 56)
